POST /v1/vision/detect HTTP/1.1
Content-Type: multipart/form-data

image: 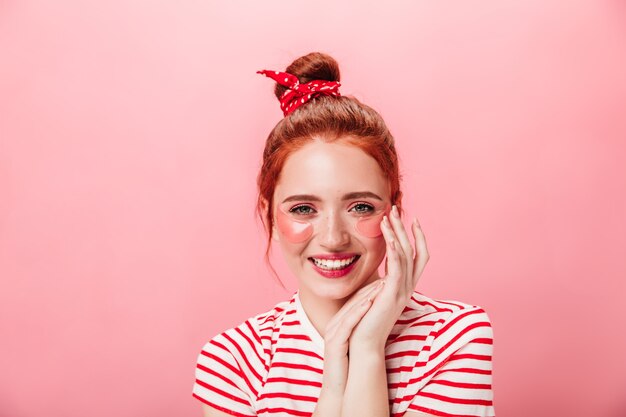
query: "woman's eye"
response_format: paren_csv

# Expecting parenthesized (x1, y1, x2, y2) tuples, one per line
(351, 203, 375, 214)
(289, 205, 316, 215)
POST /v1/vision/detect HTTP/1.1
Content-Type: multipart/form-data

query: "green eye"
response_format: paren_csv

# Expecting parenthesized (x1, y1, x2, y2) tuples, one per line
(351, 203, 375, 214)
(289, 205, 315, 215)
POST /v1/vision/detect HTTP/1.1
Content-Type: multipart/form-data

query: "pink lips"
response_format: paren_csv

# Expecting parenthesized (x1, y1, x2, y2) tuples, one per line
(308, 254, 360, 278)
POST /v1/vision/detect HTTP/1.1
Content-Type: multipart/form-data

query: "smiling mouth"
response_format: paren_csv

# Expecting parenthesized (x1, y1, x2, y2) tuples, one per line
(308, 255, 361, 271)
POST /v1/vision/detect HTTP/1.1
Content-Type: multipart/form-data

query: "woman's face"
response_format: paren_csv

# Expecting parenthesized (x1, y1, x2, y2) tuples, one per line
(271, 138, 392, 301)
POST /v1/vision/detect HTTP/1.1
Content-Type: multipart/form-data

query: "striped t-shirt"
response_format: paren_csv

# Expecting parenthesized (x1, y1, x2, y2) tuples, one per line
(192, 290, 495, 417)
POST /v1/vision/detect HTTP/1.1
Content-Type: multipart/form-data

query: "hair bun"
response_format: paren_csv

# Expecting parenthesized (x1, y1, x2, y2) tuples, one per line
(274, 52, 341, 101)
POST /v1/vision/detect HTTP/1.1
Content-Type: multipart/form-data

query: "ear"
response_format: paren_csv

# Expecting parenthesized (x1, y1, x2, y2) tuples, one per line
(272, 224, 280, 242)
(260, 197, 280, 242)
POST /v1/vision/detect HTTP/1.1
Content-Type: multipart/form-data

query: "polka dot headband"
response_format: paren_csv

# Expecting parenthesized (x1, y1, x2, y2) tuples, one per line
(257, 69, 341, 117)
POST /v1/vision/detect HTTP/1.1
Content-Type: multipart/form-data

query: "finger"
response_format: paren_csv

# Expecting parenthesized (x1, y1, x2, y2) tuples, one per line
(389, 205, 414, 264)
(381, 215, 404, 286)
(389, 206, 414, 293)
(410, 217, 430, 288)
(327, 280, 384, 330)
(327, 281, 385, 342)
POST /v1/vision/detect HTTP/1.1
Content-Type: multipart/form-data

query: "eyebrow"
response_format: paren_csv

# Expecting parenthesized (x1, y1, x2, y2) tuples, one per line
(281, 191, 383, 204)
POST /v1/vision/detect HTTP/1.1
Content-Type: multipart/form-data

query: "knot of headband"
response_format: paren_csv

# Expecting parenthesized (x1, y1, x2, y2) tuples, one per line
(256, 69, 341, 117)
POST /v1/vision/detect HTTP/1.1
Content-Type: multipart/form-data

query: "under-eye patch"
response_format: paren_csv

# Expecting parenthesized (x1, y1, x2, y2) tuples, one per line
(355, 203, 391, 238)
(275, 206, 314, 243)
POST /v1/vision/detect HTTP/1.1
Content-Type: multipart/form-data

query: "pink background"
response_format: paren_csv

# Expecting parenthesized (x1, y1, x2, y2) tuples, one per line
(1, 1, 625, 416)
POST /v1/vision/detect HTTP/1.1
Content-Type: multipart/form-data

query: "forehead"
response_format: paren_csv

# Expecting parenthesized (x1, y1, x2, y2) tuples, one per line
(275, 139, 389, 198)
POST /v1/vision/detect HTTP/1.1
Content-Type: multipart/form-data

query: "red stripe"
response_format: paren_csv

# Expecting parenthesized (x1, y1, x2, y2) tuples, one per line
(385, 349, 422, 360)
(415, 391, 493, 406)
(411, 295, 454, 313)
(427, 379, 492, 390)
(282, 320, 301, 326)
(432, 299, 466, 309)
(437, 367, 492, 376)
(245, 320, 262, 345)
(395, 315, 439, 325)
(403, 403, 492, 417)
(387, 334, 427, 345)
(258, 391, 318, 403)
(271, 361, 323, 374)
(192, 393, 256, 417)
(265, 376, 322, 388)
(449, 352, 492, 362)
(279, 333, 311, 341)
(276, 347, 323, 361)
(193, 380, 253, 406)
(410, 318, 446, 337)
(255, 406, 313, 416)
(387, 360, 428, 375)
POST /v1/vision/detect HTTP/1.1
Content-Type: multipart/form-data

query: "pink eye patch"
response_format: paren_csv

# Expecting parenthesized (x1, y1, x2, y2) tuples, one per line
(275, 203, 393, 243)
(275, 206, 313, 243)
(355, 203, 391, 238)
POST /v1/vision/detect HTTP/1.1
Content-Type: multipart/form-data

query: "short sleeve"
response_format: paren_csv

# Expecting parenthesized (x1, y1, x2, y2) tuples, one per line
(192, 338, 257, 417)
(408, 308, 495, 417)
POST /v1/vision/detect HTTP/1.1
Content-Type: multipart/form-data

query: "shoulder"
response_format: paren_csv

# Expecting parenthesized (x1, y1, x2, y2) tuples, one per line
(401, 291, 493, 336)
(388, 291, 494, 365)
(193, 295, 298, 411)
(197, 295, 297, 366)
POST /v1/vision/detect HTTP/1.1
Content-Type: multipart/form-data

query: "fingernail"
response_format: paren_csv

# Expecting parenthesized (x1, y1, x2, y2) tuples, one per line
(392, 205, 399, 218)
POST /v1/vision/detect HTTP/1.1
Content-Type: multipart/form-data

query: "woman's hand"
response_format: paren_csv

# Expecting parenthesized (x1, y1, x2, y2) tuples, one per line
(348, 205, 430, 352)
(318, 278, 386, 400)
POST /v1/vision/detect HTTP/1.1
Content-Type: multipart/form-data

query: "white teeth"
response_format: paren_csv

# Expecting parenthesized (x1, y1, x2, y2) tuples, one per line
(311, 256, 357, 270)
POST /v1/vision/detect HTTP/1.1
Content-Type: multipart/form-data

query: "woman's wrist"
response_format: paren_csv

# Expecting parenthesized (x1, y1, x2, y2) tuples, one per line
(349, 338, 387, 356)
(314, 371, 345, 417)
(313, 386, 344, 417)
(313, 351, 348, 417)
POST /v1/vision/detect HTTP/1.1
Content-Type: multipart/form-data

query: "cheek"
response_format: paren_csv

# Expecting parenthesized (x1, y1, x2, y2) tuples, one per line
(275, 208, 313, 243)
(354, 204, 392, 238)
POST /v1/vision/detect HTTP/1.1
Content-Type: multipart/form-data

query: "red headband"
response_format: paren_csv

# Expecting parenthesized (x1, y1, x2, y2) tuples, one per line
(256, 69, 341, 117)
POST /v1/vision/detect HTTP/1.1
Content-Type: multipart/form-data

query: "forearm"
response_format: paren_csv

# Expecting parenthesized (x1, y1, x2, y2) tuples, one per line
(312, 354, 348, 417)
(341, 346, 390, 417)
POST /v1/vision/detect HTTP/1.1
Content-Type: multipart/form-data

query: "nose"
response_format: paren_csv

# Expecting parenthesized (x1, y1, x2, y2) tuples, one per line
(318, 210, 350, 248)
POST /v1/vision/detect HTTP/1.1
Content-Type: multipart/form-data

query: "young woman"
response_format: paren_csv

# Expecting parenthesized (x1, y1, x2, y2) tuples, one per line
(192, 52, 495, 417)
